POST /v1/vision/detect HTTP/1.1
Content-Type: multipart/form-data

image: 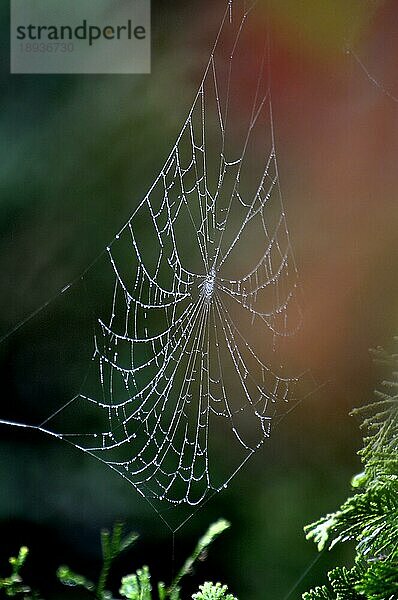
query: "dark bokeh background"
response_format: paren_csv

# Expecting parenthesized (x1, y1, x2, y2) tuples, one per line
(1, 1, 398, 598)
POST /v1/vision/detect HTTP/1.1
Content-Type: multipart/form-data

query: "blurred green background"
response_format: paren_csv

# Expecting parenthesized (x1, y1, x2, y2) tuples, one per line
(1, 0, 398, 598)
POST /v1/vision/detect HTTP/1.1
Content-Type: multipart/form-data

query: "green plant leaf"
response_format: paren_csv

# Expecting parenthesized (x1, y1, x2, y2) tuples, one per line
(158, 581, 167, 600)
(168, 519, 230, 596)
(119, 566, 152, 600)
(192, 582, 237, 600)
(57, 565, 95, 592)
(355, 560, 398, 600)
(303, 343, 398, 599)
(97, 523, 138, 599)
(302, 586, 334, 600)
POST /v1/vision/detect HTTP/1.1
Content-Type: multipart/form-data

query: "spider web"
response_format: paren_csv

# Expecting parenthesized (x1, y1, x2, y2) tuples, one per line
(1, 0, 309, 531)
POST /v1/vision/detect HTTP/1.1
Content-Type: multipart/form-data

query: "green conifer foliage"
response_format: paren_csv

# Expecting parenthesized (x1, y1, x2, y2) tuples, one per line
(303, 346, 398, 600)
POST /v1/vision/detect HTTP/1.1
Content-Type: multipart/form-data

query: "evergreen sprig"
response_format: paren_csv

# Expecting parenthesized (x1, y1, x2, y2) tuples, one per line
(192, 582, 237, 600)
(0, 520, 237, 600)
(303, 344, 398, 600)
(0, 546, 40, 599)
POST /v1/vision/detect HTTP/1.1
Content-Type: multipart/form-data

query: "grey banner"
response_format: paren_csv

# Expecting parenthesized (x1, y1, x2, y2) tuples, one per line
(11, 0, 151, 74)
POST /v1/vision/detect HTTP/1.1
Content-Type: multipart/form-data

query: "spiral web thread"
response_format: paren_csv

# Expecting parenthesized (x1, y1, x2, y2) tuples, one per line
(1, 0, 307, 532)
